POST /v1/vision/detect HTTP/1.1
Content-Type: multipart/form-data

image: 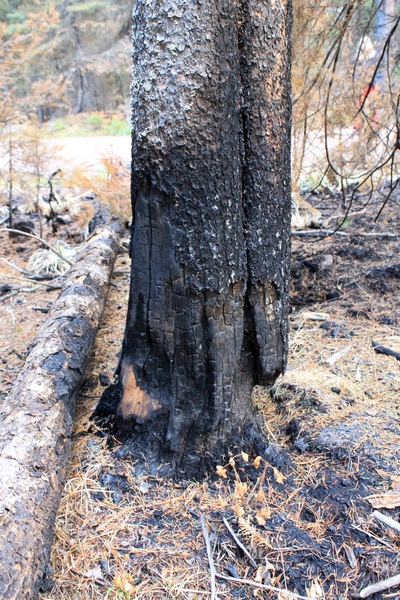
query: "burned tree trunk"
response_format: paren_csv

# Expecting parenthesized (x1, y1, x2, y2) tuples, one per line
(114, 0, 292, 473)
(0, 224, 122, 599)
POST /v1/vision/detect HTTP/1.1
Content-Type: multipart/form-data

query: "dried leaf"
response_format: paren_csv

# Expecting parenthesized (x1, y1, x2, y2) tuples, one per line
(216, 465, 227, 478)
(114, 573, 135, 594)
(233, 504, 245, 519)
(306, 579, 324, 599)
(256, 513, 266, 526)
(256, 507, 271, 525)
(253, 456, 262, 469)
(391, 475, 400, 491)
(273, 467, 286, 484)
(235, 481, 248, 497)
(343, 544, 357, 569)
(277, 592, 293, 600)
(255, 486, 266, 502)
(229, 457, 236, 467)
(241, 451, 249, 462)
(366, 492, 400, 509)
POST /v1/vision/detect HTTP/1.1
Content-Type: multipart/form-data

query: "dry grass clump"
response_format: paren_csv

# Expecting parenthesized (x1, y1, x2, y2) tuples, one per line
(28, 242, 77, 275)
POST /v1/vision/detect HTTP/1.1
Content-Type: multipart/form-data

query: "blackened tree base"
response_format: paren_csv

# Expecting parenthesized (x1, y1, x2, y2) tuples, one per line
(114, 0, 293, 474)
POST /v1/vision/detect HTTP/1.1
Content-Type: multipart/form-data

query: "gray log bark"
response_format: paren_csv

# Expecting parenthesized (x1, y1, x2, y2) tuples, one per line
(0, 223, 122, 600)
(115, 0, 292, 473)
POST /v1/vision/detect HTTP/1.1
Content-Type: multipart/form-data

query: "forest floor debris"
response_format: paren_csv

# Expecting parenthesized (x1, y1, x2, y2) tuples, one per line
(1, 187, 400, 599)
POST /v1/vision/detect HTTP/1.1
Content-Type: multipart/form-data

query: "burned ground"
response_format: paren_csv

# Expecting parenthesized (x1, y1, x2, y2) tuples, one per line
(1, 188, 400, 599)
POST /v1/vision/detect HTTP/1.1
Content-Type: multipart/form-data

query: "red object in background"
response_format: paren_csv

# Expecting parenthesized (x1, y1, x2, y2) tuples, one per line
(354, 83, 380, 129)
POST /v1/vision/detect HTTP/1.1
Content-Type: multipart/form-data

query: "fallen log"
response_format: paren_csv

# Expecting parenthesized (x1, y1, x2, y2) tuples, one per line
(372, 340, 400, 362)
(0, 222, 123, 599)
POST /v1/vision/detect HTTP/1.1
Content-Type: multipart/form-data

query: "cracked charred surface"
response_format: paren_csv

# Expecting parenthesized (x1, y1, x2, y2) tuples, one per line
(0, 224, 122, 600)
(115, 0, 292, 473)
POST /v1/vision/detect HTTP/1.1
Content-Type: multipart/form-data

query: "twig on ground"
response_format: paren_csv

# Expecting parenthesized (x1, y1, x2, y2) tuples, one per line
(292, 229, 397, 238)
(325, 344, 352, 366)
(186, 506, 200, 519)
(373, 510, 400, 535)
(0, 257, 63, 281)
(292, 229, 348, 237)
(372, 340, 400, 362)
(215, 573, 312, 599)
(0, 287, 38, 301)
(358, 573, 400, 598)
(351, 525, 398, 553)
(200, 514, 217, 600)
(222, 515, 257, 567)
(0, 270, 61, 287)
(0, 228, 74, 266)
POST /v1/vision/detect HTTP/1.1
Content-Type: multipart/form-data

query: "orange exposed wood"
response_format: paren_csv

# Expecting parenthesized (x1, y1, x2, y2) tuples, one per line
(118, 358, 161, 423)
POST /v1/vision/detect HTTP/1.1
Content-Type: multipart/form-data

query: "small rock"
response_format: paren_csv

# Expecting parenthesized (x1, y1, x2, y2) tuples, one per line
(341, 478, 352, 487)
(331, 387, 341, 394)
(99, 372, 110, 387)
(55, 214, 72, 225)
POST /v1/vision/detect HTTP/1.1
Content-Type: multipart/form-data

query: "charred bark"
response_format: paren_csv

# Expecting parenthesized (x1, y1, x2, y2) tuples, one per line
(114, 0, 292, 474)
(0, 223, 122, 599)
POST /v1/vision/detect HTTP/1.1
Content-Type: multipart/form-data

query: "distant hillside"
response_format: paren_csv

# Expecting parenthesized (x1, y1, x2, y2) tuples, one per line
(1, 0, 133, 117)
(54, 0, 132, 114)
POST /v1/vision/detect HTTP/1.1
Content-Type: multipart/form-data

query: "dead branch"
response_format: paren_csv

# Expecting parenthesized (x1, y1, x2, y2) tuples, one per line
(358, 573, 400, 598)
(216, 573, 312, 600)
(292, 229, 348, 237)
(372, 340, 400, 362)
(292, 229, 397, 238)
(351, 525, 398, 553)
(0, 287, 39, 302)
(0, 257, 62, 281)
(373, 510, 400, 535)
(0, 228, 74, 266)
(325, 344, 352, 366)
(200, 515, 216, 600)
(222, 515, 257, 567)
